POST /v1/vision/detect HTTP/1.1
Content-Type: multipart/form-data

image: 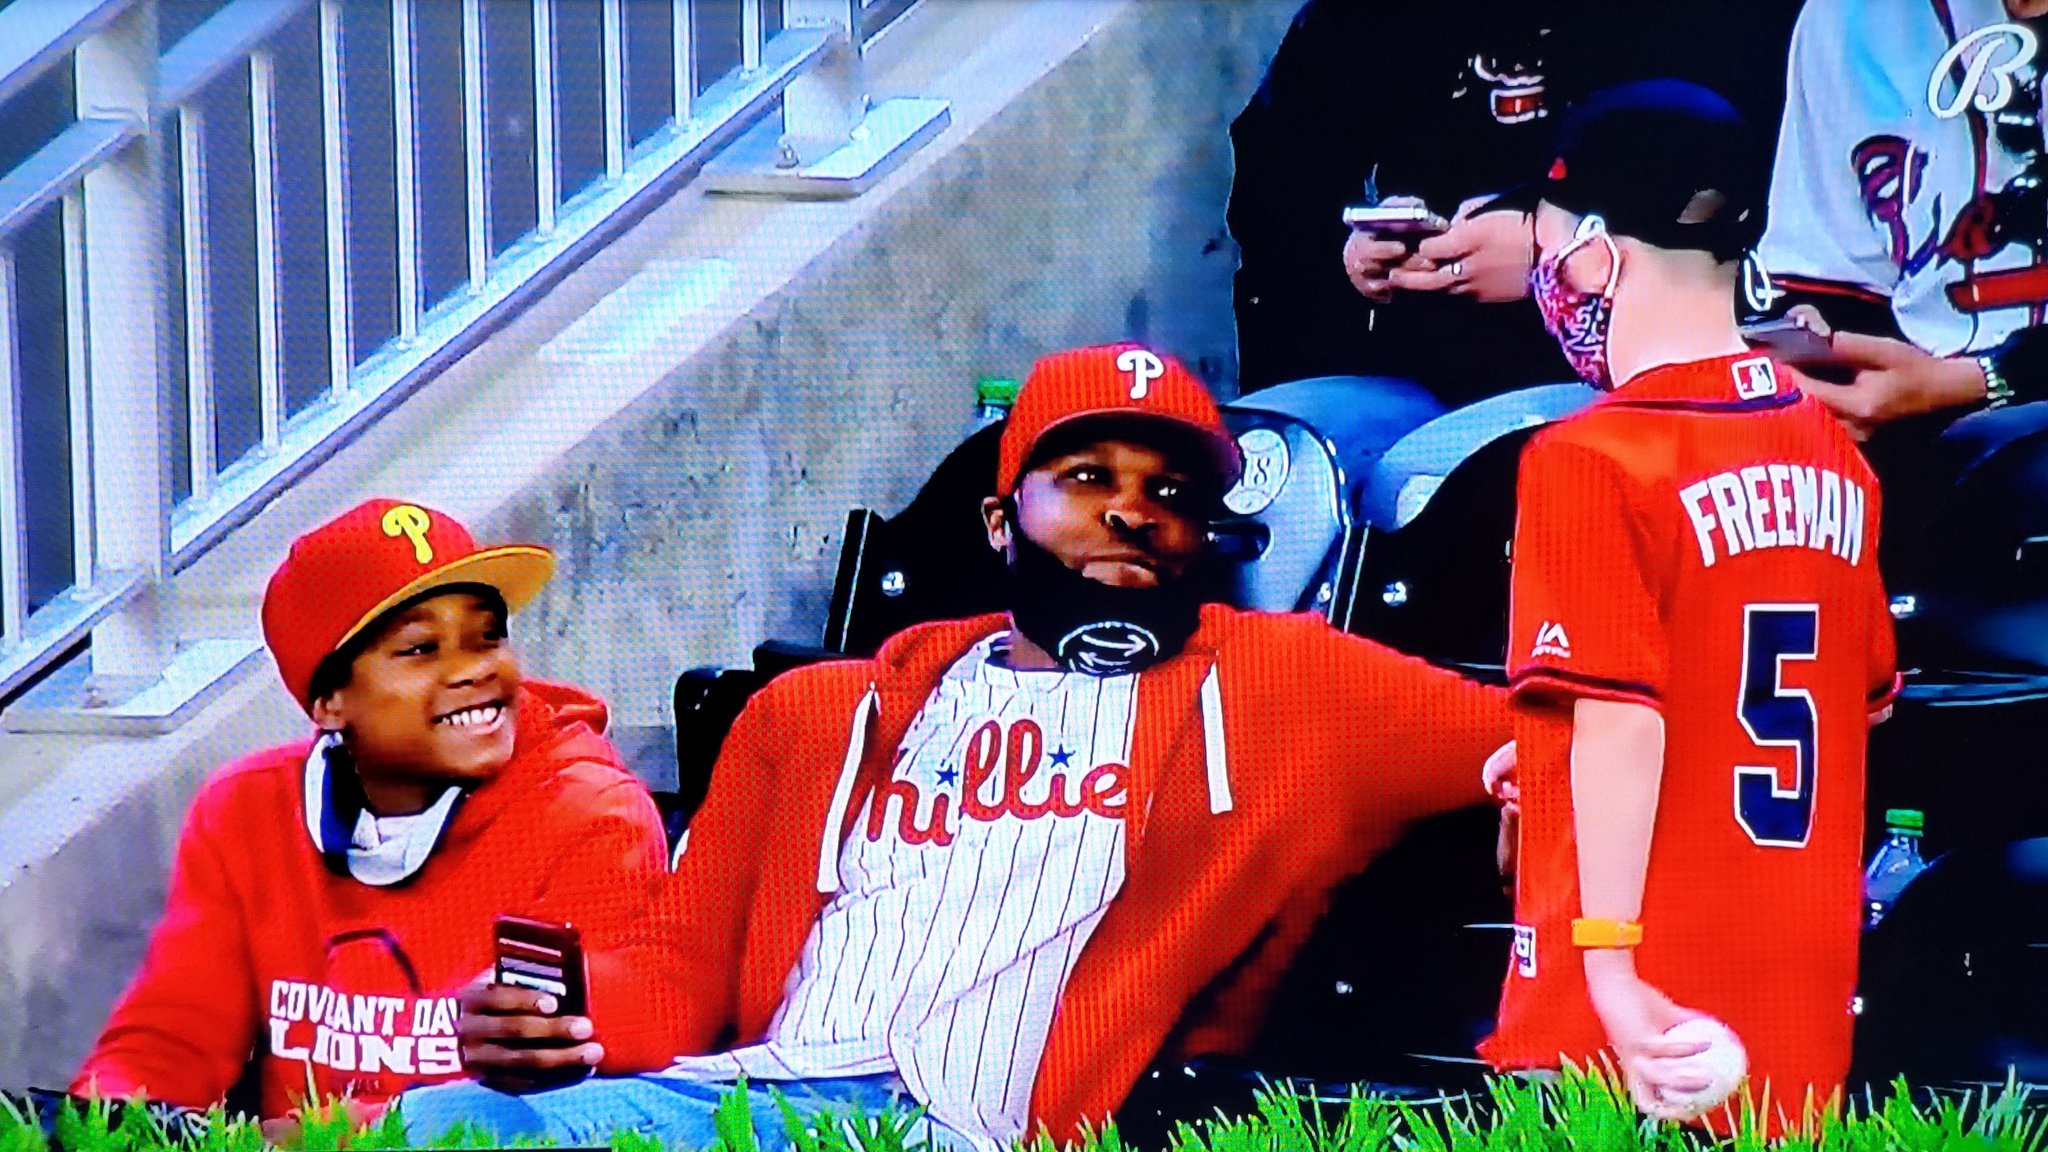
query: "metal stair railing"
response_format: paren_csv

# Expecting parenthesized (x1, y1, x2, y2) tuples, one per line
(0, 0, 946, 734)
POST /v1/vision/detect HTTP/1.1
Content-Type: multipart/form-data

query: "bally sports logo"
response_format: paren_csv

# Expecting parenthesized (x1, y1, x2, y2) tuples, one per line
(867, 717, 1128, 847)
(1929, 23, 2038, 120)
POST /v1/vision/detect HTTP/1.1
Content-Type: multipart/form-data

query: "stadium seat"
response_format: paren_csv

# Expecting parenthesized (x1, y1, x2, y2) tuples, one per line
(1347, 383, 1597, 678)
(1870, 406, 2048, 859)
(1215, 376, 1445, 618)
(823, 422, 1008, 657)
(1852, 837, 2048, 1094)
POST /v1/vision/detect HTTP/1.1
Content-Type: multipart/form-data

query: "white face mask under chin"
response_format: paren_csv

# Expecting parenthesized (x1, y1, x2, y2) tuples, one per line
(302, 731, 463, 887)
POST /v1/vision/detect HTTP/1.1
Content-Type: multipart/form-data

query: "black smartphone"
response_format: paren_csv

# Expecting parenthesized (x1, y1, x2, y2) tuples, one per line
(1342, 204, 1450, 234)
(1740, 317, 1841, 367)
(493, 915, 588, 1020)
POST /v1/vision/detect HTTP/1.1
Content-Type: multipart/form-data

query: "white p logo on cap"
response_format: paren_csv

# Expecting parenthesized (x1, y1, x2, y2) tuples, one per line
(1116, 348, 1165, 399)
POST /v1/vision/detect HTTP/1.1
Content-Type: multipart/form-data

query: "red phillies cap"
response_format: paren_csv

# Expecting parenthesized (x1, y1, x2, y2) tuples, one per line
(261, 499, 555, 711)
(996, 344, 1241, 498)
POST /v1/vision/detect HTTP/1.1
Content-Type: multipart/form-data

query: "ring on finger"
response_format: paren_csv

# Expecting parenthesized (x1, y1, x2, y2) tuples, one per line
(1450, 260, 1467, 278)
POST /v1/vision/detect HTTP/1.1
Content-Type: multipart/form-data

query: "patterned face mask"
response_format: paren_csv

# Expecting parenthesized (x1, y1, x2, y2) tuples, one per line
(1529, 214, 1623, 390)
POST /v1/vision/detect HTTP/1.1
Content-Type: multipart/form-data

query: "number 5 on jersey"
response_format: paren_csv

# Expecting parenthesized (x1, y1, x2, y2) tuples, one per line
(1735, 604, 1819, 848)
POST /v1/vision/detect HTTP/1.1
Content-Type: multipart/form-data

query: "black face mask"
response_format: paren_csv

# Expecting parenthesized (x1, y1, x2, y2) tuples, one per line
(1004, 525, 1208, 676)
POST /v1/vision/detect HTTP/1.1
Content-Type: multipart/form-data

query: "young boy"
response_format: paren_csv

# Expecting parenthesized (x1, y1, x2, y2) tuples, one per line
(1478, 83, 1898, 1127)
(71, 499, 672, 1123)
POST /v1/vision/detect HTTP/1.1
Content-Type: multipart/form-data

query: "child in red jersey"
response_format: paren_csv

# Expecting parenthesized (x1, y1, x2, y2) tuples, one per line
(72, 499, 671, 1124)
(1477, 83, 1898, 1130)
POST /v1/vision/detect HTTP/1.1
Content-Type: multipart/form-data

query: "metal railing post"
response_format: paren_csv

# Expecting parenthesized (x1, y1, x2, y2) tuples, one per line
(391, 0, 419, 338)
(249, 46, 283, 448)
(177, 104, 215, 493)
(460, 0, 487, 286)
(600, 0, 624, 177)
(73, 0, 169, 682)
(319, 0, 350, 391)
(0, 252, 26, 644)
(671, 0, 693, 124)
(532, 0, 557, 233)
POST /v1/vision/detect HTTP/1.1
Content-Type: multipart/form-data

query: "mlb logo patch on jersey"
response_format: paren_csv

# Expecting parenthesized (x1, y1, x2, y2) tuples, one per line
(1731, 357, 1778, 400)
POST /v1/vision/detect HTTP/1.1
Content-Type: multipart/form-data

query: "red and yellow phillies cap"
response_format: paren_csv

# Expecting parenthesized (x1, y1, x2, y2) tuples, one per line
(261, 498, 555, 710)
(996, 343, 1241, 498)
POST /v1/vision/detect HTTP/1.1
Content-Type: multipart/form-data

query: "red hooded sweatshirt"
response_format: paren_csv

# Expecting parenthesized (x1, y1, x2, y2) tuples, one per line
(649, 606, 1509, 1145)
(72, 680, 670, 1120)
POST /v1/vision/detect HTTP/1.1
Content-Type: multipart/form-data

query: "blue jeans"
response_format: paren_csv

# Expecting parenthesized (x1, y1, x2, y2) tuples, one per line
(399, 1073, 978, 1151)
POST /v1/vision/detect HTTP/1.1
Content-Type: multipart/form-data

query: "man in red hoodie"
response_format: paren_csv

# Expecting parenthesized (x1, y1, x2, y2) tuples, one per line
(403, 346, 1512, 1151)
(71, 499, 671, 1126)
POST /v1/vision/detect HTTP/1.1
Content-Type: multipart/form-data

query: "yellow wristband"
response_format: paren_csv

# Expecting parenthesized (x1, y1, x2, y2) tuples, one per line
(1570, 918, 1644, 948)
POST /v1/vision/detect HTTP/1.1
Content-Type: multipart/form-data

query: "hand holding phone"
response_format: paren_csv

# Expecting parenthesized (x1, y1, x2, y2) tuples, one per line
(457, 916, 601, 1092)
(1343, 196, 1445, 302)
(1740, 316, 1843, 368)
(494, 915, 589, 1021)
(1343, 203, 1451, 235)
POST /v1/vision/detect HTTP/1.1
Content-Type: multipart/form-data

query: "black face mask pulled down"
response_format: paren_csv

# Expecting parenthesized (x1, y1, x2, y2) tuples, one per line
(1004, 528, 1208, 676)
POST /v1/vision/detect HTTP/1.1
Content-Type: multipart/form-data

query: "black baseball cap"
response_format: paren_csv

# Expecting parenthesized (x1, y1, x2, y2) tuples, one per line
(1494, 79, 1764, 259)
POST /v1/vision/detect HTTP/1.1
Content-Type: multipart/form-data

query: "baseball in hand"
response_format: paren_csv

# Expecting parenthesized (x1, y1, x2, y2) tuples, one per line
(1656, 1016, 1748, 1120)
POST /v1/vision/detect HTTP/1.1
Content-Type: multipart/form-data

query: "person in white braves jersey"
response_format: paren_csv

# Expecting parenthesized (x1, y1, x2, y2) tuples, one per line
(1757, 0, 2048, 433)
(399, 344, 1512, 1151)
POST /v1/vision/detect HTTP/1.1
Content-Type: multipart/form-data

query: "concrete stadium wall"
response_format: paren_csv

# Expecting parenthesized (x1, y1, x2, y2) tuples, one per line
(0, 0, 1297, 1089)
(504, 0, 1286, 726)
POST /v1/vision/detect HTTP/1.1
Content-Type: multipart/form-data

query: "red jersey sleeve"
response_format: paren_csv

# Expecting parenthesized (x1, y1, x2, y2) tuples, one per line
(72, 782, 260, 1109)
(1509, 434, 1665, 708)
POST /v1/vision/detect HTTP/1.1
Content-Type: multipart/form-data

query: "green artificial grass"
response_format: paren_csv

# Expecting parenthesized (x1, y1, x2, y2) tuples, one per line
(4, 1071, 2045, 1152)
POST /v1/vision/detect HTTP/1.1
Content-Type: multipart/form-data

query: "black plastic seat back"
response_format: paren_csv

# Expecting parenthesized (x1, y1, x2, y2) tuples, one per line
(825, 423, 1008, 656)
(670, 427, 1007, 839)
(1853, 837, 2048, 1092)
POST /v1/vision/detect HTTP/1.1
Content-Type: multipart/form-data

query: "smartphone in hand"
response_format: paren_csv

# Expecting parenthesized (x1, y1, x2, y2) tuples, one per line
(1740, 317, 1841, 368)
(493, 915, 588, 1022)
(1343, 204, 1450, 235)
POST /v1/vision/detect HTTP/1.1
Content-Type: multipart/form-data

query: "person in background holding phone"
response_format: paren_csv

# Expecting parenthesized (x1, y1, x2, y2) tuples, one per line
(71, 500, 672, 1129)
(1752, 0, 2048, 439)
(1227, 0, 1799, 404)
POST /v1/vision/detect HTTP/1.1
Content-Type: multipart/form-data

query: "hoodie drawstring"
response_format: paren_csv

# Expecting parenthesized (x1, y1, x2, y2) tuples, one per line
(1199, 664, 1233, 815)
(817, 685, 879, 894)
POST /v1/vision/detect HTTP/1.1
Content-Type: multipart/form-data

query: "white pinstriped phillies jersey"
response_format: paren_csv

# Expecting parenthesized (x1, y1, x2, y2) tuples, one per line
(1759, 0, 2048, 354)
(662, 635, 1134, 1150)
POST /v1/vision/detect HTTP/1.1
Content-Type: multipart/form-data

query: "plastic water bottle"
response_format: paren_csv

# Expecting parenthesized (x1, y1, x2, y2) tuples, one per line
(975, 377, 1019, 428)
(1864, 808, 1927, 929)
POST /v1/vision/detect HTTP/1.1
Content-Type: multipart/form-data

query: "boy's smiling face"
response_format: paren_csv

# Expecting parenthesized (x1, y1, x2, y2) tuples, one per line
(310, 590, 521, 814)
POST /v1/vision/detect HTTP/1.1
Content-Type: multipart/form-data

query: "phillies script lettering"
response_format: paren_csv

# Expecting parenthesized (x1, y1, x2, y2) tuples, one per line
(868, 718, 1128, 847)
(266, 980, 462, 1077)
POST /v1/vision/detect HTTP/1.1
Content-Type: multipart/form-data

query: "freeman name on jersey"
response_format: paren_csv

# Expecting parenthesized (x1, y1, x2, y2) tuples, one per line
(1678, 464, 1869, 569)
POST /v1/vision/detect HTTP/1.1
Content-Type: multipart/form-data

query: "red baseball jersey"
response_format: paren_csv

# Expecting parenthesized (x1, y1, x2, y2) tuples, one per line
(1480, 353, 1897, 1117)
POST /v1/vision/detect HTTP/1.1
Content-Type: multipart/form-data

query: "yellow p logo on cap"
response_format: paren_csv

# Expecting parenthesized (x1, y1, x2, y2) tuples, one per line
(381, 505, 434, 565)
